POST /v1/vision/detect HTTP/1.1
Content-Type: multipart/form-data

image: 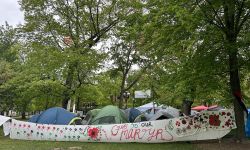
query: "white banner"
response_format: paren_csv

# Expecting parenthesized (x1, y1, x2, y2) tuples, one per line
(4, 110, 236, 143)
(135, 90, 151, 99)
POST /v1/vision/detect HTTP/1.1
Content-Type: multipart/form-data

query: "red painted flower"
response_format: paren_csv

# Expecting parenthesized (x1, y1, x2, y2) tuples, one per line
(225, 119, 232, 127)
(209, 115, 221, 126)
(175, 121, 181, 126)
(88, 128, 99, 139)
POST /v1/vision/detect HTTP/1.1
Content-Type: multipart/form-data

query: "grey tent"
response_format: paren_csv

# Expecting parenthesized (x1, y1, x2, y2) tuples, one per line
(148, 109, 174, 121)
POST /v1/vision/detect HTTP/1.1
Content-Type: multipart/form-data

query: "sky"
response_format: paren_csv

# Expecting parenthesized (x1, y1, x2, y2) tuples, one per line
(0, 0, 24, 26)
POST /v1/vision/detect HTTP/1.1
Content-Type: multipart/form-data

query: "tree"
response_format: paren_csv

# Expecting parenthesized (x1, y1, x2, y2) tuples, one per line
(20, 0, 123, 109)
(28, 80, 66, 110)
(0, 23, 19, 115)
(141, 0, 250, 140)
(109, 40, 149, 108)
(0, 23, 18, 62)
(195, 0, 250, 140)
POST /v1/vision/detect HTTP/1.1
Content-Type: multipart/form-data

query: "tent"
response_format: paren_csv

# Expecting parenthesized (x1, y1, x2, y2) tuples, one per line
(134, 114, 147, 122)
(207, 105, 224, 111)
(161, 106, 180, 117)
(245, 109, 250, 137)
(82, 109, 101, 125)
(136, 102, 159, 113)
(137, 102, 180, 120)
(191, 105, 208, 111)
(149, 109, 174, 121)
(89, 105, 129, 125)
(28, 107, 81, 125)
(125, 108, 142, 122)
(137, 102, 179, 117)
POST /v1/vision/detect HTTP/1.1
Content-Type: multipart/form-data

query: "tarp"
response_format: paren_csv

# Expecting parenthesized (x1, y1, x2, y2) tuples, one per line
(89, 105, 128, 125)
(28, 107, 77, 125)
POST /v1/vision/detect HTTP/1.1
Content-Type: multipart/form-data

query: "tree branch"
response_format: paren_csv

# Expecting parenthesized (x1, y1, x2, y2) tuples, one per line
(87, 19, 119, 48)
(236, 10, 250, 35)
(205, 0, 226, 29)
(235, 0, 245, 32)
(88, 3, 98, 34)
(196, 0, 226, 33)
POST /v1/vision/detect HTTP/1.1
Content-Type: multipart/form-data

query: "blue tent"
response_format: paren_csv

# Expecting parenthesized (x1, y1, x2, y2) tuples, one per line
(28, 107, 77, 125)
(129, 108, 142, 122)
(124, 108, 142, 122)
(245, 109, 250, 137)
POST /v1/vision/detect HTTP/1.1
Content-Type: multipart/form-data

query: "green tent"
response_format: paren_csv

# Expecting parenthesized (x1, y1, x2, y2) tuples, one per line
(82, 109, 101, 125)
(89, 105, 129, 125)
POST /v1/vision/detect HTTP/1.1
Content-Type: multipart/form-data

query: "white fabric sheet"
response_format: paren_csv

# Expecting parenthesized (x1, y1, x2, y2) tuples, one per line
(7, 110, 236, 143)
(0, 115, 11, 136)
(0, 115, 10, 126)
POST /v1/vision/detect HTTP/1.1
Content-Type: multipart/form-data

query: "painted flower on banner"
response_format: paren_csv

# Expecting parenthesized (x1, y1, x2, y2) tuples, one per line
(175, 121, 181, 127)
(88, 127, 99, 139)
(209, 114, 221, 126)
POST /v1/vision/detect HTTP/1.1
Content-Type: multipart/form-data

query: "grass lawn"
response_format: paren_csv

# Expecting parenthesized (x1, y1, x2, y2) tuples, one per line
(0, 128, 200, 150)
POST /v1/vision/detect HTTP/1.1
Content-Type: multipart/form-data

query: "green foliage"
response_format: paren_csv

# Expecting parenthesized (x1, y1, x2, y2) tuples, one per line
(0, 23, 18, 62)
(29, 80, 66, 110)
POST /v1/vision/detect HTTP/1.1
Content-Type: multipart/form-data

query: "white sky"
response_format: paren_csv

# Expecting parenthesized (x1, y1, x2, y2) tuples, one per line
(0, 0, 24, 26)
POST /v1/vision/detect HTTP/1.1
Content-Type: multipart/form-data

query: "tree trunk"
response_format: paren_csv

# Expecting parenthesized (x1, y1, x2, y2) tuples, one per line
(62, 91, 71, 109)
(118, 92, 124, 109)
(223, 0, 245, 140)
(182, 100, 193, 116)
(76, 97, 80, 110)
(62, 63, 76, 109)
(45, 97, 49, 110)
(21, 111, 26, 119)
(119, 74, 126, 108)
(229, 50, 245, 140)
